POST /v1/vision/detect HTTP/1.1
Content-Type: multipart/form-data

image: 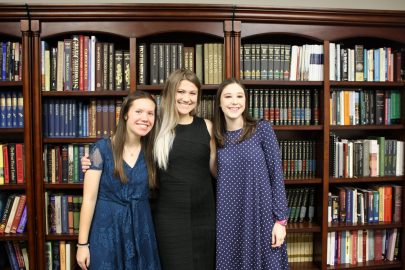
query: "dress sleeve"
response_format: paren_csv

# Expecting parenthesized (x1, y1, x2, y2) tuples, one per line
(258, 120, 288, 221)
(89, 141, 104, 171)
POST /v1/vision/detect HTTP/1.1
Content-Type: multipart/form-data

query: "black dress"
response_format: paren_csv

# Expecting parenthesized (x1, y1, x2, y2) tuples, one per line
(154, 117, 216, 270)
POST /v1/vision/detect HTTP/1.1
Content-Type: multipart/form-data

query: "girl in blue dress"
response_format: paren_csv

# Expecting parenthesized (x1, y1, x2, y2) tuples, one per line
(213, 79, 289, 270)
(76, 91, 161, 270)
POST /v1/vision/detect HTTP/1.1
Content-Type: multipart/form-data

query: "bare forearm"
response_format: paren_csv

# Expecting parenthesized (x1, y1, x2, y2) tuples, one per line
(78, 199, 97, 244)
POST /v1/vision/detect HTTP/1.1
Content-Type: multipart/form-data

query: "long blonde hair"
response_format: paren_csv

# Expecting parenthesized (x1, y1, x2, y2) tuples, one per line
(153, 69, 201, 170)
(112, 91, 157, 188)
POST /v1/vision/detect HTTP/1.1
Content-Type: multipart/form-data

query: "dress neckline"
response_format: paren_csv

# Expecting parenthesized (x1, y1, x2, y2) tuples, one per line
(177, 116, 195, 126)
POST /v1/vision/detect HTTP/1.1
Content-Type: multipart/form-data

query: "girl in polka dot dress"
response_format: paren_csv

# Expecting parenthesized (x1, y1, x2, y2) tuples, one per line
(213, 78, 289, 270)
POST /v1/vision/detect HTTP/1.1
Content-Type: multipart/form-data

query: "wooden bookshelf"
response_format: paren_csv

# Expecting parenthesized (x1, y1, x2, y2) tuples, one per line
(0, 16, 35, 270)
(0, 4, 403, 270)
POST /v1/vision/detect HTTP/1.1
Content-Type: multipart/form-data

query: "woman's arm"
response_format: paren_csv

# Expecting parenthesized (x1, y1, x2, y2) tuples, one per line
(76, 169, 102, 270)
(204, 119, 217, 178)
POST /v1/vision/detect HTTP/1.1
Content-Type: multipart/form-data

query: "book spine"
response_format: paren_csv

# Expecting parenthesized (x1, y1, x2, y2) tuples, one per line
(16, 205, 27, 233)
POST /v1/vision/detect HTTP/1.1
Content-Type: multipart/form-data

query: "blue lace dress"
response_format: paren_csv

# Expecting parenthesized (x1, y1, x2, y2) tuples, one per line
(88, 138, 161, 270)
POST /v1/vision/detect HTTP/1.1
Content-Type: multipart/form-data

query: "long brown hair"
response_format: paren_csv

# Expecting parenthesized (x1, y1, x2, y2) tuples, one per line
(213, 78, 257, 148)
(111, 91, 157, 188)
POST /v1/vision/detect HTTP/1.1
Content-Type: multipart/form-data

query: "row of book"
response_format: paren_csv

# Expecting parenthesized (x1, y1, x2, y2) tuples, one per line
(144, 43, 224, 85)
(329, 44, 397, 82)
(0, 41, 22, 82)
(0, 143, 25, 185)
(240, 44, 324, 81)
(328, 185, 402, 224)
(327, 229, 400, 265)
(279, 140, 316, 179)
(0, 91, 24, 128)
(286, 187, 316, 223)
(287, 233, 314, 263)
(42, 95, 218, 138)
(0, 193, 27, 234)
(42, 98, 122, 138)
(248, 88, 320, 125)
(45, 241, 76, 270)
(45, 193, 83, 235)
(330, 135, 404, 178)
(41, 36, 130, 92)
(2, 241, 29, 270)
(330, 89, 401, 126)
(43, 144, 90, 184)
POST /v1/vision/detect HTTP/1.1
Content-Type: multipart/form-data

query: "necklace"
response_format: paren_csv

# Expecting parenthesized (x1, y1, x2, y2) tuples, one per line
(124, 144, 140, 157)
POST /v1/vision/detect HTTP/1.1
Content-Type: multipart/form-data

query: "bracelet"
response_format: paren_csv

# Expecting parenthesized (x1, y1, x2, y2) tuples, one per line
(76, 242, 89, 248)
(276, 220, 287, 226)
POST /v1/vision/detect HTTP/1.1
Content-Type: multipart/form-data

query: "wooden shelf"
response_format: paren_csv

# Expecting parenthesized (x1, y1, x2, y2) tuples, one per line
(330, 81, 404, 87)
(0, 233, 28, 241)
(44, 183, 83, 189)
(327, 261, 402, 270)
(329, 176, 404, 184)
(287, 222, 321, 233)
(46, 234, 78, 241)
(328, 222, 402, 231)
(0, 81, 23, 87)
(42, 90, 130, 97)
(285, 178, 322, 185)
(0, 128, 24, 133)
(273, 125, 323, 131)
(241, 80, 323, 86)
(290, 262, 321, 270)
(330, 125, 404, 131)
(43, 137, 100, 144)
(0, 184, 26, 190)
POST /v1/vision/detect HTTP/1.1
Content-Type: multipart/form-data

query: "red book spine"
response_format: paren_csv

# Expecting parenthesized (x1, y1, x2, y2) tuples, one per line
(2, 145, 9, 184)
(351, 230, 357, 264)
(12, 241, 25, 268)
(79, 35, 85, 91)
(15, 143, 24, 183)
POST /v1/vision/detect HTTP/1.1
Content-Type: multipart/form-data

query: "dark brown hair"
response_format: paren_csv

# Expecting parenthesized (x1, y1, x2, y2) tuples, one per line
(213, 78, 257, 147)
(112, 91, 157, 188)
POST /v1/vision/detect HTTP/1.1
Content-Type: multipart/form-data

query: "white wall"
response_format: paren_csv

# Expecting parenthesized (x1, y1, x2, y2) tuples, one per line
(1, 0, 405, 11)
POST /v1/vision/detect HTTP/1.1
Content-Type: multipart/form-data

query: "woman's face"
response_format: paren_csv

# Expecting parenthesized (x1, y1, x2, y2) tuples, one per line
(175, 80, 198, 116)
(220, 83, 246, 121)
(125, 98, 155, 137)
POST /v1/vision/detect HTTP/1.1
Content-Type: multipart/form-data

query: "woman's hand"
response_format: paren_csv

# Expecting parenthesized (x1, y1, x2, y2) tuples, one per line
(271, 222, 286, 248)
(81, 155, 91, 173)
(76, 246, 90, 270)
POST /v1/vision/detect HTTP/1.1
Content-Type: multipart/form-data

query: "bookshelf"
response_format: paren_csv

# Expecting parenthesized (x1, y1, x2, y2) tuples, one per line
(0, 3, 399, 270)
(29, 5, 233, 269)
(0, 17, 36, 270)
(232, 6, 405, 270)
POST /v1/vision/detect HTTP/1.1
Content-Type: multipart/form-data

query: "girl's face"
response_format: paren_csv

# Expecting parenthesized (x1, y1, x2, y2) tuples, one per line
(220, 83, 246, 121)
(125, 98, 155, 137)
(175, 80, 198, 116)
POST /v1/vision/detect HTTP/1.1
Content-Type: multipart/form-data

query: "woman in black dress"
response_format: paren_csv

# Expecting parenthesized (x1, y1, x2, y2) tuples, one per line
(81, 69, 216, 270)
(153, 69, 216, 270)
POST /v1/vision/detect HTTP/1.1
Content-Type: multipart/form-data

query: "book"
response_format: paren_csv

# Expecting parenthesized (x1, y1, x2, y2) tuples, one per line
(5, 195, 20, 233)
(10, 194, 26, 233)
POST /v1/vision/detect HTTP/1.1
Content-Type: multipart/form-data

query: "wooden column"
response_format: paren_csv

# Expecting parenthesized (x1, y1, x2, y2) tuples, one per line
(224, 20, 232, 80)
(31, 19, 46, 270)
(232, 21, 241, 79)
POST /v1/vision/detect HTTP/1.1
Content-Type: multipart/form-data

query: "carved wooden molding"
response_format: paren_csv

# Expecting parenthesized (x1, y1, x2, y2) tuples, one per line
(234, 6, 405, 26)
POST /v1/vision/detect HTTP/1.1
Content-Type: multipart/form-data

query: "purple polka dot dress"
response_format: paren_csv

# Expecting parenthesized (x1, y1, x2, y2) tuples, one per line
(216, 120, 289, 270)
